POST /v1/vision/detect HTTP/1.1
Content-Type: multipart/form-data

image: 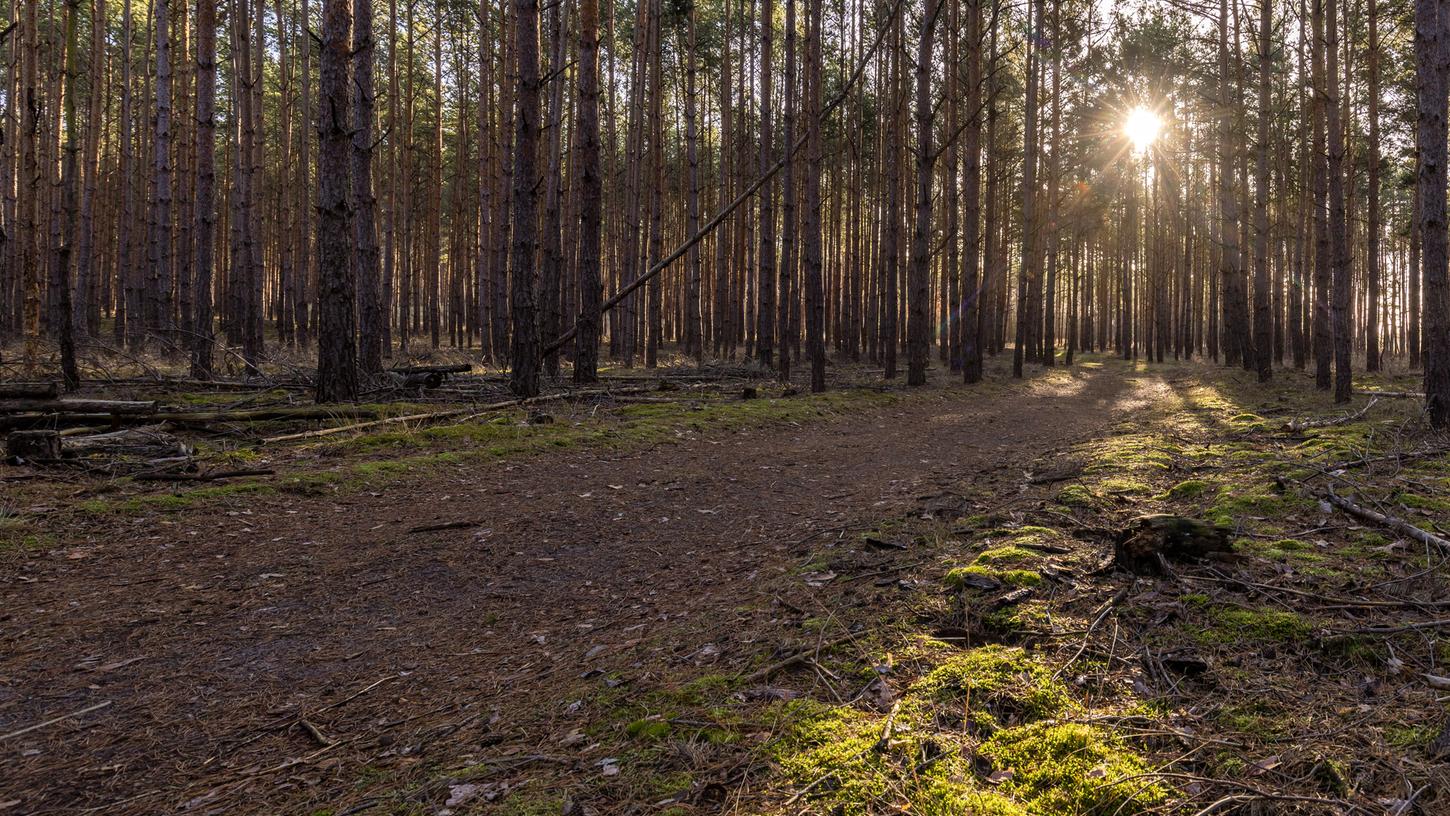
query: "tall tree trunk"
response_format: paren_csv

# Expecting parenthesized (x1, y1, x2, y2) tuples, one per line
(509, 0, 542, 396)
(353, 0, 382, 373)
(1252, 0, 1273, 381)
(191, 0, 216, 378)
(1325, 0, 1352, 402)
(315, 0, 357, 403)
(1014, 0, 1041, 378)
(963, 0, 983, 382)
(756, 0, 776, 368)
(804, 0, 825, 391)
(778, 0, 797, 382)
(1417, 0, 1450, 425)
(1311, 0, 1331, 387)
(1365, 0, 1382, 372)
(574, 0, 602, 382)
(55, 0, 80, 388)
(906, 0, 940, 385)
(684, 6, 703, 368)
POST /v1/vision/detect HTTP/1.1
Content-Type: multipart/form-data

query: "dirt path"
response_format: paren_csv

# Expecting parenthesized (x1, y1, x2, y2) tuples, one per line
(0, 362, 1159, 814)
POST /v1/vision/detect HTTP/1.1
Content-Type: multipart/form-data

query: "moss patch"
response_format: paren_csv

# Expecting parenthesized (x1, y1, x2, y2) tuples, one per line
(980, 722, 1167, 814)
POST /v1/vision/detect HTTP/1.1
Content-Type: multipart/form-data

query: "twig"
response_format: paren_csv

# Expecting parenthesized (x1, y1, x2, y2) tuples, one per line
(740, 633, 859, 684)
(1051, 586, 1129, 682)
(0, 700, 112, 741)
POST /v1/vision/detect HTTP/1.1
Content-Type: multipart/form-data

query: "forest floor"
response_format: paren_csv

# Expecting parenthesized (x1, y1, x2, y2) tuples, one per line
(2, 352, 1449, 815)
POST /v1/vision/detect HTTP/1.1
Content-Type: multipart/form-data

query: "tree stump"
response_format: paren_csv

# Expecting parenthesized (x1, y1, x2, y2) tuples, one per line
(1113, 514, 1232, 574)
(6, 430, 62, 462)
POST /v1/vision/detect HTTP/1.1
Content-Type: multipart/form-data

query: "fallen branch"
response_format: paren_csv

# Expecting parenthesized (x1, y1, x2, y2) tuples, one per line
(0, 397, 157, 415)
(261, 407, 477, 444)
(0, 700, 112, 741)
(133, 468, 275, 483)
(1324, 483, 1450, 553)
(1286, 397, 1379, 432)
(739, 633, 859, 684)
(408, 520, 480, 533)
(1360, 390, 1426, 399)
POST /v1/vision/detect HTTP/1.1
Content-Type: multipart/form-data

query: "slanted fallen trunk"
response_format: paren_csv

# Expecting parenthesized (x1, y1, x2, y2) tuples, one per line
(1113, 514, 1232, 574)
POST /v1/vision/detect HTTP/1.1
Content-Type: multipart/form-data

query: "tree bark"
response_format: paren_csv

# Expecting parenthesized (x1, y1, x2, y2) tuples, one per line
(315, 0, 358, 403)
(509, 0, 542, 396)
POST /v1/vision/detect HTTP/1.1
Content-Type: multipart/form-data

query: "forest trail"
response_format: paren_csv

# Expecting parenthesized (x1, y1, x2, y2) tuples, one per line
(2, 361, 1164, 814)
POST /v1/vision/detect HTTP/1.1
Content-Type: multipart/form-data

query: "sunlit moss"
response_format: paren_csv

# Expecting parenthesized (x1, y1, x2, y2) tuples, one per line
(945, 565, 1043, 589)
(980, 722, 1167, 815)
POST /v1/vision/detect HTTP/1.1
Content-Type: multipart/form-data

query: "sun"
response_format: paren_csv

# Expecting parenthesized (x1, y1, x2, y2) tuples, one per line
(1124, 106, 1162, 154)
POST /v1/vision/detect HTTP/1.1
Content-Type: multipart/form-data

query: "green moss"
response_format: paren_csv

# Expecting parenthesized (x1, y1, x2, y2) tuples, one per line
(1235, 537, 1326, 563)
(495, 792, 565, 816)
(626, 717, 673, 740)
(974, 546, 1040, 567)
(1209, 484, 1312, 526)
(1200, 606, 1313, 643)
(912, 645, 1074, 725)
(945, 565, 1043, 589)
(770, 702, 936, 813)
(1385, 723, 1437, 750)
(1055, 483, 1095, 507)
(980, 722, 1167, 815)
(1161, 479, 1211, 500)
(1398, 492, 1450, 513)
(1215, 701, 1289, 737)
(1098, 477, 1152, 496)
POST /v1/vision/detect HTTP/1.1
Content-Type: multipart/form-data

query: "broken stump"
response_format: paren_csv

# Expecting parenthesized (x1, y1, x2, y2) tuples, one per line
(1113, 514, 1231, 574)
(5, 430, 61, 462)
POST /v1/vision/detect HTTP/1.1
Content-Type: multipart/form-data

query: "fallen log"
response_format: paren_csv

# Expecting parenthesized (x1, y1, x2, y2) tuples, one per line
(0, 382, 58, 399)
(1324, 484, 1450, 553)
(389, 363, 471, 375)
(6, 427, 192, 463)
(0, 398, 157, 415)
(62, 427, 192, 459)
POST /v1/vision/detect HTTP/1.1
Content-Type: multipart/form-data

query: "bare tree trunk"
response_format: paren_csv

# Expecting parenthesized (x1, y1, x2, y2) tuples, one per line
(1252, 0, 1272, 381)
(756, 0, 776, 368)
(1417, 0, 1450, 426)
(803, 0, 825, 391)
(1014, 0, 1040, 378)
(540, 0, 567, 376)
(55, 0, 80, 388)
(296, 0, 313, 349)
(1325, 0, 1351, 402)
(778, 0, 796, 382)
(190, 0, 216, 378)
(906, 0, 940, 385)
(509, 0, 542, 396)
(573, 0, 602, 383)
(353, 0, 382, 373)
(1365, 0, 1382, 372)
(962, 0, 983, 382)
(315, 0, 357, 403)
(683, 6, 702, 368)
